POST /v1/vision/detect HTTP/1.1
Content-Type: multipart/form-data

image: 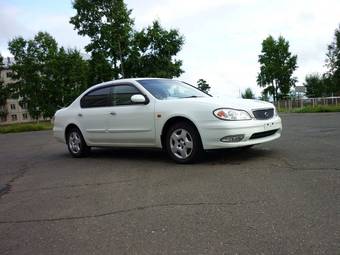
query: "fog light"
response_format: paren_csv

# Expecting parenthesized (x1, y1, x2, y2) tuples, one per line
(220, 134, 244, 143)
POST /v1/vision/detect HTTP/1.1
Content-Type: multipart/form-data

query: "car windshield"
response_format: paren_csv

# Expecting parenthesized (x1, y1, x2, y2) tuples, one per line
(137, 79, 210, 100)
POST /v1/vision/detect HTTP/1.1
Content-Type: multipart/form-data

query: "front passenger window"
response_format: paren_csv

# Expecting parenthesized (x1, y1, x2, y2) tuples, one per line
(111, 85, 140, 106)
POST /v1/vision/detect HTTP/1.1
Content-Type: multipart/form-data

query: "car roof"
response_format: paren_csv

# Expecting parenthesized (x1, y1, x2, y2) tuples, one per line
(90, 77, 174, 89)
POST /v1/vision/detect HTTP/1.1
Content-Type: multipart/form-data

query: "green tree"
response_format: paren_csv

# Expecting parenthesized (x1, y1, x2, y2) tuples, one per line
(257, 35, 298, 102)
(196, 79, 211, 93)
(125, 20, 184, 78)
(70, 0, 134, 79)
(8, 32, 58, 119)
(241, 88, 255, 99)
(325, 24, 340, 95)
(88, 52, 114, 85)
(304, 73, 325, 98)
(51, 48, 89, 109)
(8, 32, 89, 119)
(259, 90, 269, 101)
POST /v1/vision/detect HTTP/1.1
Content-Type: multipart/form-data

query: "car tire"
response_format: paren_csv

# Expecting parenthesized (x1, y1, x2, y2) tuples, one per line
(165, 122, 203, 164)
(66, 127, 90, 157)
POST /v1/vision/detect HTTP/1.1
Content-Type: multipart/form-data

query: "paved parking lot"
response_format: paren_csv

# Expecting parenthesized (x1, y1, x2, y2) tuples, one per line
(0, 113, 339, 254)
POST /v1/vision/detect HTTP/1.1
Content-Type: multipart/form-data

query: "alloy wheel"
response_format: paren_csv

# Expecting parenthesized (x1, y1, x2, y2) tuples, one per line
(169, 128, 193, 159)
(68, 131, 82, 154)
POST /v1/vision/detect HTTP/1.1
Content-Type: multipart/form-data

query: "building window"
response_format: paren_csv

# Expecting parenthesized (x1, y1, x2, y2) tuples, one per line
(10, 104, 16, 110)
(6, 72, 12, 78)
(22, 113, 28, 120)
(11, 114, 17, 121)
(0, 116, 6, 122)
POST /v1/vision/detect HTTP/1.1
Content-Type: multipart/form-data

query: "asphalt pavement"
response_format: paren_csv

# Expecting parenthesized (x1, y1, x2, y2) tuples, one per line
(0, 113, 339, 254)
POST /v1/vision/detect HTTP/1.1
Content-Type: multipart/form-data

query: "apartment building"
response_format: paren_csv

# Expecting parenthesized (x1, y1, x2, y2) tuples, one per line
(0, 58, 41, 125)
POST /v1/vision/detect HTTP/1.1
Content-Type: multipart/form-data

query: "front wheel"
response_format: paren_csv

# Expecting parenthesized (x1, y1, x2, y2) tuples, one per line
(165, 122, 203, 164)
(67, 128, 90, 157)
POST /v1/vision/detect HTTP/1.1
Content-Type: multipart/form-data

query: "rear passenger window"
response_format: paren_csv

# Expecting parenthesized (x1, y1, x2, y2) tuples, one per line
(81, 87, 111, 108)
(111, 85, 140, 106)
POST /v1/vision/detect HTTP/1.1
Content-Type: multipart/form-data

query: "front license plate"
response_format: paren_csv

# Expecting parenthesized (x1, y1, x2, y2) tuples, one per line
(264, 122, 278, 130)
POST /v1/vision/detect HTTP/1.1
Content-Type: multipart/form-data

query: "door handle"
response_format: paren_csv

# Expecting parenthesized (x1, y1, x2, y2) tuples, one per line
(78, 113, 83, 117)
(110, 112, 116, 116)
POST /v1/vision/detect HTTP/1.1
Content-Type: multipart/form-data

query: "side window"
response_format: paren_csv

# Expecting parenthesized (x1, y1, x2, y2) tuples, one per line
(81, 87, 111, 108)
(111, 85, 140, 106)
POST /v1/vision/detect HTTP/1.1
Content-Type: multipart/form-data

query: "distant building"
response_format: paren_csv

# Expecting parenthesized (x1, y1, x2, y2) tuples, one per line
(0, 58, 44, 125)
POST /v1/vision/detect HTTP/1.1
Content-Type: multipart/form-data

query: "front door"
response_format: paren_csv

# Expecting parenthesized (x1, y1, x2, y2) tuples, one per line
(107, 84, 155, 146)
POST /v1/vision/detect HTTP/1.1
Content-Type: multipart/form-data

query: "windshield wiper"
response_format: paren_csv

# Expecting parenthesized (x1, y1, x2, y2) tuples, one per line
(181, 95, 201, 98)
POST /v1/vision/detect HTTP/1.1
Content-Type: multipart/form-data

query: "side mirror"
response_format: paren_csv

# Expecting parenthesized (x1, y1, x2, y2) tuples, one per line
(131, 94, 146, 104)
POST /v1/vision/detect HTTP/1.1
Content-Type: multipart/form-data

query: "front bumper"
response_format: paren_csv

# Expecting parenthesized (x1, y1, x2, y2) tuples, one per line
(199, 116, 282, 150)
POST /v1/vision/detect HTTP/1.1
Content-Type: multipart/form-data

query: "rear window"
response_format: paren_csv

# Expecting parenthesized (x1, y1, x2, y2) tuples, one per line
(80, 87, 111, 108)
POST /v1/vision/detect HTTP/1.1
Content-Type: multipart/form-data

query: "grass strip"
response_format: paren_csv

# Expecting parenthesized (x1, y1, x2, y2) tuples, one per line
(0, 121, 52, 134)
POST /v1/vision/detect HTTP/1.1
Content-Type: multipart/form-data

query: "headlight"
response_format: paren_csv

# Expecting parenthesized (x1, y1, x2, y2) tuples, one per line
(213, 108, 252, 121)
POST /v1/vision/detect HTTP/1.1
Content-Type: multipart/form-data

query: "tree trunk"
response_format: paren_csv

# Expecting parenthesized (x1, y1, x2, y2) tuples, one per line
(118, 39, 125, 78)
(113, 57, 118, 80)
(272, 81, 276, 103)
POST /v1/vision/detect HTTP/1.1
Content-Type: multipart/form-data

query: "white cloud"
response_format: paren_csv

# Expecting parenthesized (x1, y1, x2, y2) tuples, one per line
(0, 3, 31, 56)
(1, 0, 340, 97)
(167, 0, 340, 97)
(134, 0, 253, 25)
(27, 14, 90, 52)
(0, 1, 89, 56)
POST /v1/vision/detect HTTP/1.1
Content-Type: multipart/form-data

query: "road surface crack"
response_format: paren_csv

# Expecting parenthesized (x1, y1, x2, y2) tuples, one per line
(0, 165, 29, 198)
(0, 200, 262, 224)
(10, 178, 139, 194)
(278, 157, 340, 172)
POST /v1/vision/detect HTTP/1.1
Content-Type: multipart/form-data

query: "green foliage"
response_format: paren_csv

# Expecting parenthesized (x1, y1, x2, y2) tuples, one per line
(325, 24, 340, 95)
(259, 90, 269, 101)
(0, 121, 52, 133)
(8, 32, 56, 119)
(8, 32, 89, 119)
(292, 105, 340, 113)
(70, 1, 184, 79)
(304, 73, 335, 98)
(196, 79, 210, 93)
(304, 24, 340, 98)
(125, 21, 184, 78)
(88, 52, 114, 85)
(70, 0, 134, 78)
(257, 35, 298, 102)
(304, 73, 326, 97)
(51, 47, 89, 108)
(241, 88, 255, 99)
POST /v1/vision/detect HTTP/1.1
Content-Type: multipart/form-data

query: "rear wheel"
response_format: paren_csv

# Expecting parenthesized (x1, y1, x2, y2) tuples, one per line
(165, 122, 202, 163)
(66, 128, 90, 157)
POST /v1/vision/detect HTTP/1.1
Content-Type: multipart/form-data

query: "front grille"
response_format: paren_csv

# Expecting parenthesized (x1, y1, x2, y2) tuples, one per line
(253, 108, 274, 120)
(249, 129, 279, 140)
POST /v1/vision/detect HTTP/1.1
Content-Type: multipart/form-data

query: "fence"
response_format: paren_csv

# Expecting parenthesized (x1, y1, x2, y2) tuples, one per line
(275, 96, 340, 111)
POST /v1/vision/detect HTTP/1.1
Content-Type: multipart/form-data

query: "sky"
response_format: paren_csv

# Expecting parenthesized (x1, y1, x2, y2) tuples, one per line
(1, 0, 340, 98)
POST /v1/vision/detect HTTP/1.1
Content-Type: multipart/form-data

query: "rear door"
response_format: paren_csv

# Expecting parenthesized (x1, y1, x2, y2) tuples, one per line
(78, 86, 112, 144)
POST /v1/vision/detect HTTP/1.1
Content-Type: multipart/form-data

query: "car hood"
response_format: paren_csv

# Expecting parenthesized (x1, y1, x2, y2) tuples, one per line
(183, 97, 275, 111)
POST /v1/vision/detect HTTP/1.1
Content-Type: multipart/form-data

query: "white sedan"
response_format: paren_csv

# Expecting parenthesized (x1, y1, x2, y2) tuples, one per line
(53, 78, 282, 163)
